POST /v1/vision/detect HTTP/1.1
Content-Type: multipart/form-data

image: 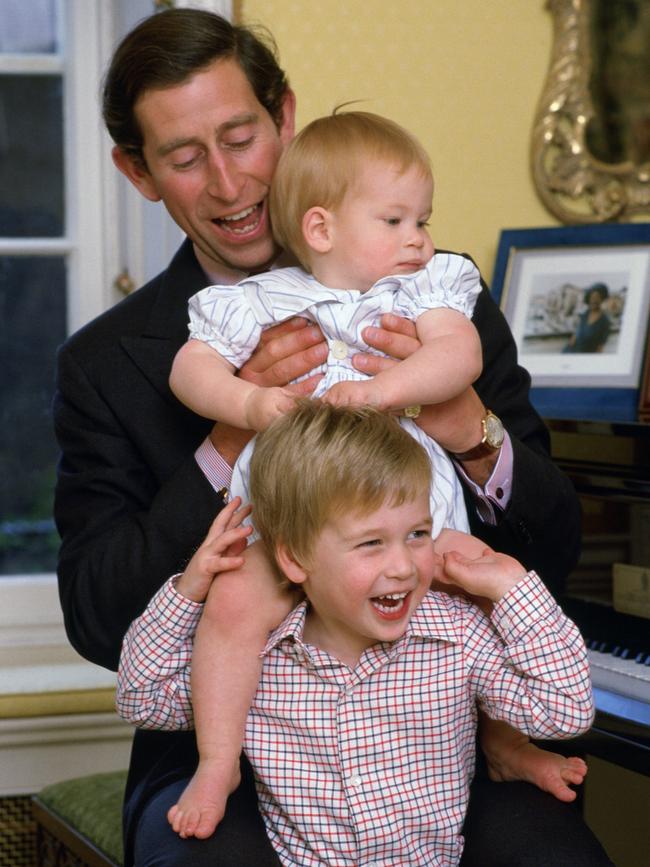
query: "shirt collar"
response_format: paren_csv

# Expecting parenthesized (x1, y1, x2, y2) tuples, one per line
(261, 601, 310, 657)
(408, 592, 463, 643)
(260, 592, 462, 660)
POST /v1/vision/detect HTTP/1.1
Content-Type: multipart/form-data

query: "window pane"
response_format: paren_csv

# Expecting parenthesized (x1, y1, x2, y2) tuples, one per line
(0, 256, 66, 574)
(0, 0, 59, 54)
(0, 74, 64, 237)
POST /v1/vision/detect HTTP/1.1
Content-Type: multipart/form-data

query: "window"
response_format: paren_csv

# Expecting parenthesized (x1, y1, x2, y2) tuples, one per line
(0, 0, 118, 578)
(0, 0, 230, 582)
(0, 0, 227, 687)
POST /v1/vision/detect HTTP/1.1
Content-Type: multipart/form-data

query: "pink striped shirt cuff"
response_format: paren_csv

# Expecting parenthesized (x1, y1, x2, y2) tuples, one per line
(453, 431, 513, 524)
(194, 437, 233, 493)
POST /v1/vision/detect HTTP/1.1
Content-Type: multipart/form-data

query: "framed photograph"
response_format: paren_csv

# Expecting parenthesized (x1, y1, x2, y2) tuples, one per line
(491, 224, 650, 421)
(639, 350, 650, 423)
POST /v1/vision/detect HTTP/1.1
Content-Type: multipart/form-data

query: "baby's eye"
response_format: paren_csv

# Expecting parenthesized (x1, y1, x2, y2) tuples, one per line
(385, 217, 401, 226)
(417, 220, 430, 228)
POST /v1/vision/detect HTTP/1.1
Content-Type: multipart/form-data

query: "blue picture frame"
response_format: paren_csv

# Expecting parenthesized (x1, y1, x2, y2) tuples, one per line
(491, 223, 650, 422)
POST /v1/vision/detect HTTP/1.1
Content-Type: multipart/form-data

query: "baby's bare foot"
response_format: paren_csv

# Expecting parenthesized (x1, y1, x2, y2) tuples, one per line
(167, 759, 241, 839)
(487, 740, 588, 802)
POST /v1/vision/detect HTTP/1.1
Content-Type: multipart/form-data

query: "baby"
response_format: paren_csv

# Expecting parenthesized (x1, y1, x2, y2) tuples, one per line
(170, 110, 484, 537)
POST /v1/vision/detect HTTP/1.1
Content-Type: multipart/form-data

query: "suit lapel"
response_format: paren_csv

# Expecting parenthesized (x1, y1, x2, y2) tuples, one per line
(120, 239, 209, 401)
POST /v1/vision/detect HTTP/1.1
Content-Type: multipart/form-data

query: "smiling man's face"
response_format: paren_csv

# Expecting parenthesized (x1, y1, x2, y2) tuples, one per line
(113, 57, 295, 279)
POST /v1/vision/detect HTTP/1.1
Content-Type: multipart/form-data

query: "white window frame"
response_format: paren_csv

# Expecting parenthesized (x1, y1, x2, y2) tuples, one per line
(0, 0, 118, 331)
(0, 1, 124, 714)
(0, 1, 230, 752)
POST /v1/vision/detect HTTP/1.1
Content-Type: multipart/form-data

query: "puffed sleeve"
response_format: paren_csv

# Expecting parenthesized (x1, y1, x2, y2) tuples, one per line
(186, 281, 271, 369)
(394, 253, 482, 321)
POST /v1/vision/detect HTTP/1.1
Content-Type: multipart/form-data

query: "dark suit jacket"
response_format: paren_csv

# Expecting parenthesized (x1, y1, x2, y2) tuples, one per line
(53, 239, 581, 862)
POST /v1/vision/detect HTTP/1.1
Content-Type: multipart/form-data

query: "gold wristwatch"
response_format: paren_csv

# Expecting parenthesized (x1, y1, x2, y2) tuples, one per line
(452, 410, 504, 461)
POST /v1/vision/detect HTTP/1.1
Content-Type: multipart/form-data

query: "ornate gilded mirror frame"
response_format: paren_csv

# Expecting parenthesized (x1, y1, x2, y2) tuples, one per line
(532, 0, 650, 223)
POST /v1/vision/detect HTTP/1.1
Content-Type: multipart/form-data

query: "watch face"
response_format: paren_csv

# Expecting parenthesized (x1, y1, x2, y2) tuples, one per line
(485, 413, 504, 448)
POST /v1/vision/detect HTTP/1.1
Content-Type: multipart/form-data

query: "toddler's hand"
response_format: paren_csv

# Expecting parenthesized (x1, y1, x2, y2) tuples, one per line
(244, 386, 296, 431)
(175, 498, 253, 603)
(433, 547, 527, 603)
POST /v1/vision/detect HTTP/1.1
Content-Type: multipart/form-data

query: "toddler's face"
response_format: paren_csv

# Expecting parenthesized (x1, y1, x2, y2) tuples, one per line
(294, 493, 435, 667)
(323, 161, 435, 292)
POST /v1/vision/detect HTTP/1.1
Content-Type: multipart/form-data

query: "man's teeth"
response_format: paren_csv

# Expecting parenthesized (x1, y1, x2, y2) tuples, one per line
(216, 204, 261, 235)
(221, 205, 257, 222)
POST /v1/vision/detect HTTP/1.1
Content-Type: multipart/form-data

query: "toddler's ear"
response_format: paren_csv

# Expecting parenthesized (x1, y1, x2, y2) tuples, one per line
(302, 206, 333, 254)
(275, 543, 309, 586)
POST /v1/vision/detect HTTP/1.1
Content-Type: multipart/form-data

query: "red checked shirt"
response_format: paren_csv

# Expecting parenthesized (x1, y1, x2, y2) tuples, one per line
(117, 573, 594, 866)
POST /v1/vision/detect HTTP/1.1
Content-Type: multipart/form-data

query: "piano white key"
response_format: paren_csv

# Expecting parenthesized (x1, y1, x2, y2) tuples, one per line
(588, 649, 650, 704)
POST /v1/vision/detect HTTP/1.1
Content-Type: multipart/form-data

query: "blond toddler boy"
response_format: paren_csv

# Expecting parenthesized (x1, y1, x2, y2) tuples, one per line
(118, 402, 594, 865)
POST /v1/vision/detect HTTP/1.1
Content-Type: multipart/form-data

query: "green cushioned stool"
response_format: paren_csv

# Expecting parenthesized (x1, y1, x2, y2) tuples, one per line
(32, 770, 127, 867)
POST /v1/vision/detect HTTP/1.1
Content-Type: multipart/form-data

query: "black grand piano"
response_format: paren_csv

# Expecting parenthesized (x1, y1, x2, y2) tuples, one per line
(546, 418, 650, 777)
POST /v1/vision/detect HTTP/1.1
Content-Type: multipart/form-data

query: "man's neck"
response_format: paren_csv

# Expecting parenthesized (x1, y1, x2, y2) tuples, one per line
(193, 245, 248, 286)
(193, 244, 299, 286)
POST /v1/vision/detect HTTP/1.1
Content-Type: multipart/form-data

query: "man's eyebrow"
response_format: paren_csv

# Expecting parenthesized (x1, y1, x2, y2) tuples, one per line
(156, 113, 260, 157)
(220, 112, 259, 132)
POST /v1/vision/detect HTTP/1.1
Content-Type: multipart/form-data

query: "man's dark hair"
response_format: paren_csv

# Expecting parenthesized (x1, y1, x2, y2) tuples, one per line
(102, 8, 289, 165)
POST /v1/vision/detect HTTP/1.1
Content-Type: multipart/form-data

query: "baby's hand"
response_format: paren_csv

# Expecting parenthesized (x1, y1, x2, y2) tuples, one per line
(434, 547, 527, 603)
(244, 386, 296, 431)
(322, 380, 385, 409)
(175, 498, 253, 603)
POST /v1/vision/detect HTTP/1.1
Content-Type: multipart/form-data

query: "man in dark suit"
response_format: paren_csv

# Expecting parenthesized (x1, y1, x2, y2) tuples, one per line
(54, 8, 612, 867)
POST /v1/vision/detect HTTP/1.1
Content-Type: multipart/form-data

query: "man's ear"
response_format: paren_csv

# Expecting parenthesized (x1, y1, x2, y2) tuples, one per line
(111, 146, 161, 203)
(302, 206, 333, 254)
(275, 543, 309, 586)
(278, 88, 296, 146)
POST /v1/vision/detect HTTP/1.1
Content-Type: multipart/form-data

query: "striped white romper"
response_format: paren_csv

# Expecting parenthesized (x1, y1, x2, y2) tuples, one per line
(187, 252, 482, 537)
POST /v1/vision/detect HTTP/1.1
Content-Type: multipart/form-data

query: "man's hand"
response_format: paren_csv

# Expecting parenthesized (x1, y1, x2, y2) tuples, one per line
(241, 317, 327, 391)
(210, 318, 327, 464)
(358, 313, 500, 484)
(354, 313, 421, 375)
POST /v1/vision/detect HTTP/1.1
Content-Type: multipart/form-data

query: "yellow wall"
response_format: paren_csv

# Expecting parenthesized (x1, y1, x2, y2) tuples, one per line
(240, 0, 557, 282)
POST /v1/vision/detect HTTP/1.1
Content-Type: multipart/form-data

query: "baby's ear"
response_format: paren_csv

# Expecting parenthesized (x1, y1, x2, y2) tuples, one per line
(275, 543, 309, 586)
(302, 206, 333, 254)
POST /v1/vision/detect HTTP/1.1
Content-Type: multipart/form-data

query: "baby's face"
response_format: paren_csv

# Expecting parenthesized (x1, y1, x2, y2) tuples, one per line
(318, 161, 435, 292)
